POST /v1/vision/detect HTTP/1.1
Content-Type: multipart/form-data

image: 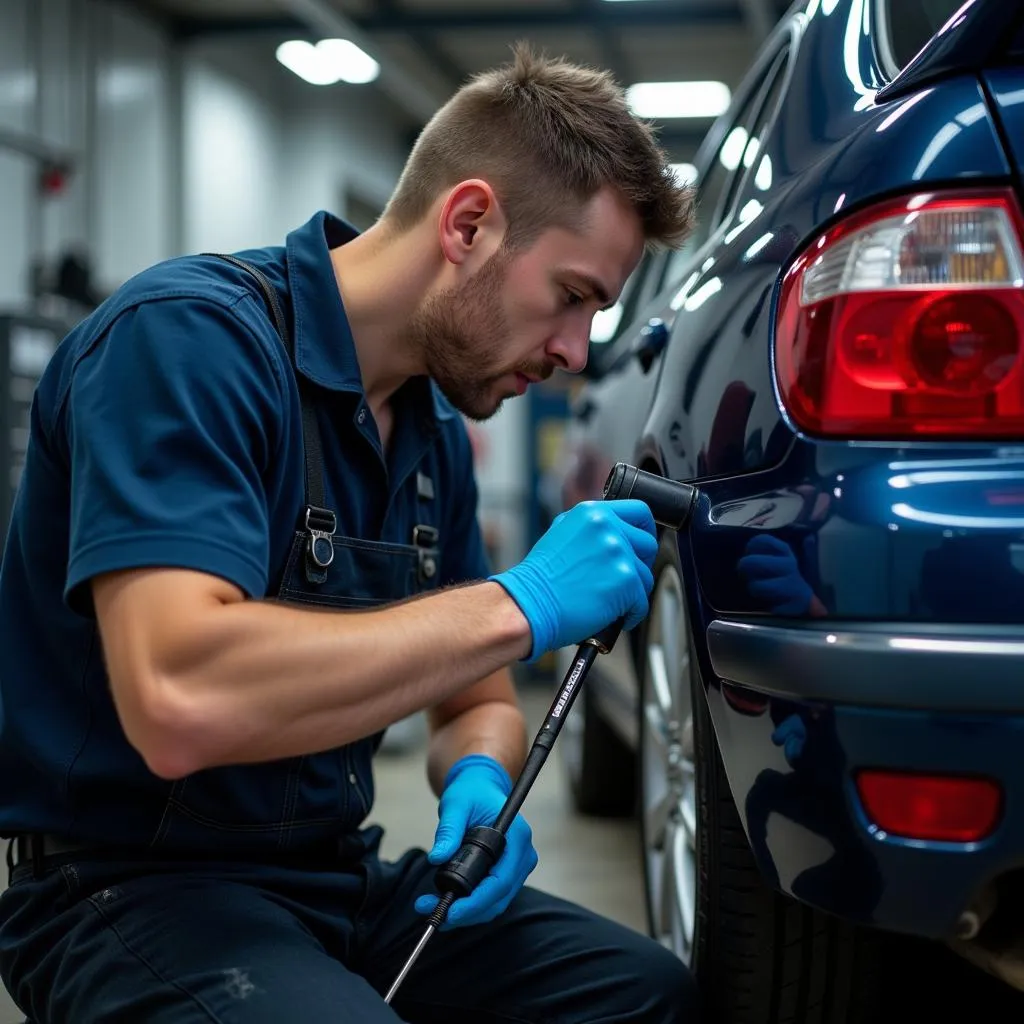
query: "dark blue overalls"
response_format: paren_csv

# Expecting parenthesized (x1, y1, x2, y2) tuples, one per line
(0, 216, 696, 1022)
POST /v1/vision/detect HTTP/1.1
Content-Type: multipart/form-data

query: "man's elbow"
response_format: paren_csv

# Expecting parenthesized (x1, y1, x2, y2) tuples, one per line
(113, 669, 221, 781)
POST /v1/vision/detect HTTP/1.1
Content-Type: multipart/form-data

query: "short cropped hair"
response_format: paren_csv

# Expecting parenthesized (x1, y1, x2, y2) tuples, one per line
(383, 43, 696, 251)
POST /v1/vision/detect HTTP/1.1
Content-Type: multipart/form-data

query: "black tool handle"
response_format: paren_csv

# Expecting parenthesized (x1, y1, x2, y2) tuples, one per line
(434, 825, 506, 897)
(434, 639, 602, 898)
(495, 640, 600, 831)
(602, 462, 698, 529)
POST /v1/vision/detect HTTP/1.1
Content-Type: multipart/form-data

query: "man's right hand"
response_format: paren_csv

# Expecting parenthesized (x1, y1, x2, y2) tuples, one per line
(489, 499, 658, 661)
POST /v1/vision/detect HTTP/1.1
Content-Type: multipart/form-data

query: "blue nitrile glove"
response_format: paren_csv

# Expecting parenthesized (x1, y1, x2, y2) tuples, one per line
(414, 754, 538, 930)
(737, 534, 814, 615)
(489, 499, 657, 661)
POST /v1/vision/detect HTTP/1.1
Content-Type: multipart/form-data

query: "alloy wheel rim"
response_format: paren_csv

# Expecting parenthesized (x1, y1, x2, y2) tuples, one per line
(642, 563, 697, 964)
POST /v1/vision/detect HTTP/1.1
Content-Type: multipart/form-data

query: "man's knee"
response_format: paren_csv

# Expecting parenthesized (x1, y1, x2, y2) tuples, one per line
(600, 923, 699, 1022)
(636, 943, 701, 1022)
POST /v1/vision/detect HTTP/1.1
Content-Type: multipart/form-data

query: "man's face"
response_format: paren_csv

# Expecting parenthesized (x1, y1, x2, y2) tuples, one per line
(413, 186, 645, 421)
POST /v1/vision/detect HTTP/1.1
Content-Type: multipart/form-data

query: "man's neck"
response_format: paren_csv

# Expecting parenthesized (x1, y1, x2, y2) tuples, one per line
(329, 222, 433, 421)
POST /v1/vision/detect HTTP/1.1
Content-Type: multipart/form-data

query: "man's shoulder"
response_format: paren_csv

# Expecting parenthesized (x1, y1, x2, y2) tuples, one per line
(39, 249, 293, 429)
(106, 247, 289, 322)
(59, 249, 291, 374)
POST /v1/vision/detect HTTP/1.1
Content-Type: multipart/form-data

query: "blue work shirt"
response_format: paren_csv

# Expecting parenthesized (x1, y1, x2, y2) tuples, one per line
(0, 211, 491, 850)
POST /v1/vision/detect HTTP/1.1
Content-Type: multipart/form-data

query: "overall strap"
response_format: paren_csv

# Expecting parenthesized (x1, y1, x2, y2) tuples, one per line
(203, 253, 337, 572)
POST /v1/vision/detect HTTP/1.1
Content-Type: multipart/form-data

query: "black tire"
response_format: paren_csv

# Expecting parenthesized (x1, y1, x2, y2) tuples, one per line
(690, 641, 890, 1022)
(559, 660, 635, 817)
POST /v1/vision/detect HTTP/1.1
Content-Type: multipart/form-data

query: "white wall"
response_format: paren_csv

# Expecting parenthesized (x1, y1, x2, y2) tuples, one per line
(179, 36, 414, 255)
(0, 0, 177, 307)
(181, 51, 285, 255)
(278, 84, 410, 233)
(0, 1, 417, 307)
(38, 0, 91, 261)
(90, 0, 176, 287)
(0, 0, 42, 308)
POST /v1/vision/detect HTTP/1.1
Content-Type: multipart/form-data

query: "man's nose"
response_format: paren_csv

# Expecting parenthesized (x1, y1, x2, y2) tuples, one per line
(547, 323, 591, 375)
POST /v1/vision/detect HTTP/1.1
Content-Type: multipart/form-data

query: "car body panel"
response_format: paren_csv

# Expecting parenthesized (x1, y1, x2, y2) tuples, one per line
(686, 443, 1024, 621)
(704, 683, 1024, 938)
(985, 68, 1024, 180)
(876, 0, 1024, 102)
(551, 0, 1024, 939)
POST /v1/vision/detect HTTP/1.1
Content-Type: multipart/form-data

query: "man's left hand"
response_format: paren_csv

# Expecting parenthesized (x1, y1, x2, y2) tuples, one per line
(414, 754, 538, 930)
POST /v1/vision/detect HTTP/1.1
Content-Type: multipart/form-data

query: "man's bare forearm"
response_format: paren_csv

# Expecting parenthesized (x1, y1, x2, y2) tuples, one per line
(105, 574, 531, 778)
(426, 700, 529, 797)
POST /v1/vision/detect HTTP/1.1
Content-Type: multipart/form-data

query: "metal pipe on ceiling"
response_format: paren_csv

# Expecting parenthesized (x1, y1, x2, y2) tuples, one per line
(0, 126, 74, 171)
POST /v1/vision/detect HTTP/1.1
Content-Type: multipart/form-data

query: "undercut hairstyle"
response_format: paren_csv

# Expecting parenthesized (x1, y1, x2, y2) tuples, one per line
(383, 42, 696, 252)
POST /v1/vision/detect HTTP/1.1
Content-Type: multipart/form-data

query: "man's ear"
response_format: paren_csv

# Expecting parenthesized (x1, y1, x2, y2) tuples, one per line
(438, 179, 506, 268)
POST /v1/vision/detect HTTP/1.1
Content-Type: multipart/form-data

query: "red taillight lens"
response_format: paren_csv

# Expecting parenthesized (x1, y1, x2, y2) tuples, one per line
(775, 190, 1024, 438)
(855, 770, 1002, 843)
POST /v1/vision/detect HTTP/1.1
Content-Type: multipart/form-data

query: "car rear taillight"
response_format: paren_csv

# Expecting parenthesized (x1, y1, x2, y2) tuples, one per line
(775, 189, 1024, 438)
(855, 770, 1002, 843)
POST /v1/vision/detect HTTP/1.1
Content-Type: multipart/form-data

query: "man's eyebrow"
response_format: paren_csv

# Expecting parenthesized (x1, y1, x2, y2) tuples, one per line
(564, 271, 615, 310)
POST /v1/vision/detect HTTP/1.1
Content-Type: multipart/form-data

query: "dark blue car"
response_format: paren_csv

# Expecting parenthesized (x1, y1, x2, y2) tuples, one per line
(548, 0, 1024, 1017)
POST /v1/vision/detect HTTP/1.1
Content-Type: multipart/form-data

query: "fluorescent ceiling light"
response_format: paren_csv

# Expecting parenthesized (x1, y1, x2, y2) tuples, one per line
(626, 81, 730, 119)
(276, 39, 380, 86)
(669, 162, 698, 184)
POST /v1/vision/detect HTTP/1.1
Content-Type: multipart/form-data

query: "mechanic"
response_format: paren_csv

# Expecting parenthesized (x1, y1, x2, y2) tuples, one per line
(0, 45, 698, 1023)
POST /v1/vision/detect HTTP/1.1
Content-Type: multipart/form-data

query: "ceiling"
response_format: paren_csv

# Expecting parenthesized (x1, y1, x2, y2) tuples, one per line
(116, 0, 792, 160)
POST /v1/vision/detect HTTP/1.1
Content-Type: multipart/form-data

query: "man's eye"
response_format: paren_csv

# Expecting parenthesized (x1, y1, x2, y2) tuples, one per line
(564, 289, 584, 307)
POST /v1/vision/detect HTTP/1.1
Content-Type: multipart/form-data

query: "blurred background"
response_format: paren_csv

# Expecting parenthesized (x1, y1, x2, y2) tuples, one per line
(0, 1, 789, 1019)
(0, 0, 782, 568)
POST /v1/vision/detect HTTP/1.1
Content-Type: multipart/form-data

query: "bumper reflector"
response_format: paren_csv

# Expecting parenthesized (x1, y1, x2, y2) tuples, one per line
(855, 770, 1002, 843)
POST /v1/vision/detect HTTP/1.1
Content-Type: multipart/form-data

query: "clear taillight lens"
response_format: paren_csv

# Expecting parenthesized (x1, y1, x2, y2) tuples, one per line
(775, 190, 1024, 438)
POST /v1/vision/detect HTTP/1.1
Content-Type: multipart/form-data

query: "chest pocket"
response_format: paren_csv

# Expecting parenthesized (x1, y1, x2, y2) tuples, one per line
(277, 500, 442, 607)
(149, 255, 442, 856)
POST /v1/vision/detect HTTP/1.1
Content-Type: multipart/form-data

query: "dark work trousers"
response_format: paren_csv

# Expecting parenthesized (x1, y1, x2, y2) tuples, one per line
(0, 841, 700, 1023)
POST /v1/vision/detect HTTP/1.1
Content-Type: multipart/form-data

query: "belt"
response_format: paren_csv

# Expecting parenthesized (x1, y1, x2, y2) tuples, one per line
(10, 831, 373, 871)
(11, 834, 96, 869)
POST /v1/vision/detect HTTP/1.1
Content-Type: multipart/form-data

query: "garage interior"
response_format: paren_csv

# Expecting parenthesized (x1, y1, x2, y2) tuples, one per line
(5, 0, 1024, 1021)
(0, 3, 778, 1020)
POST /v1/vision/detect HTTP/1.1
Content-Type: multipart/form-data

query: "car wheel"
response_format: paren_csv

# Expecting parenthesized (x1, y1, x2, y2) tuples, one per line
(638, 529, 892, 1022)
(638, 541, 697, 964)
(558, 651, 635, 817)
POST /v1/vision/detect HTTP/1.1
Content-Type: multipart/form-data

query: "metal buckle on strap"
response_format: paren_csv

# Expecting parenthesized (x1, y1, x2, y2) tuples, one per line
(305, 506, 337, 569)
(412, 524, 439, 582)
(412, 525, 438, 549)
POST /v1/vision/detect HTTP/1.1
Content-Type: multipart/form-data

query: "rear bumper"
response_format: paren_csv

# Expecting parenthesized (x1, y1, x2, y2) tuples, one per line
(702, 618, 1024, 940)
(708, 619, 1024, 712)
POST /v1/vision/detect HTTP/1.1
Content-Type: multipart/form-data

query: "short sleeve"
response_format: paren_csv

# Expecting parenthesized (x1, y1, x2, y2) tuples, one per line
(438, 421, 492, 586)
(63, 296, 286, 614)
